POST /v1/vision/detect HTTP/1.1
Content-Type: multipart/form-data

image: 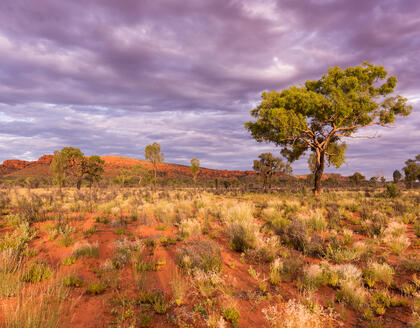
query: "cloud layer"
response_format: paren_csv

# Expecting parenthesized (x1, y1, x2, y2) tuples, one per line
(0, 0, 419, 177)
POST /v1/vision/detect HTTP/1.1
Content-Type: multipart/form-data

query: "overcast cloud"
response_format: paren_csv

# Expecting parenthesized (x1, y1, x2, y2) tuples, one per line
(0, 0, 419, 177)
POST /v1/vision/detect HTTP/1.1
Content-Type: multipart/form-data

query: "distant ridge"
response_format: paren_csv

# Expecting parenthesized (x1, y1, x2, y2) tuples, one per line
(0, 155, 256, 179)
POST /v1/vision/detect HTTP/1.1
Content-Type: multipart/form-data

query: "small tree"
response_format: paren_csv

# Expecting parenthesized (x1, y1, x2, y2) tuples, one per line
(403, 155, 420, 188)
(349, 172, 365, 185)
(145, 142, 164, 189)
(190, 158, 200, 187)
(392, 170, 402, 183)
(83, 156, 105, 187)
(50, 147, 85, 191)
(131, 164, 150, 186)
(253, 152, 292, 192)
(245, 62, 412, 195)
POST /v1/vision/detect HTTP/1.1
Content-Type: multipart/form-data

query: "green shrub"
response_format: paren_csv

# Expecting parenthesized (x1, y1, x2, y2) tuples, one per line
(72, 241, 99, 258)
(223, 307, 240, 327)
(61, 255, 77, 266)
(86, 281, 107, 295)
(385, 183, 399, 198)
(21, 261, 52, 283)
(138, 289, 168, 314)
(63, 275, 84, 287)
(176, 240, 222, 273)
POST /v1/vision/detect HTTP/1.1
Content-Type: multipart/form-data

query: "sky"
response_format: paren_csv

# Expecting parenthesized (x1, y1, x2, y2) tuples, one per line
(0, 0, 419, 178)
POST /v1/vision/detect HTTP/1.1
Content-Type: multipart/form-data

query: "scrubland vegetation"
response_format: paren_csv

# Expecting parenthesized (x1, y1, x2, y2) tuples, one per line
(0, 186, 419, 328)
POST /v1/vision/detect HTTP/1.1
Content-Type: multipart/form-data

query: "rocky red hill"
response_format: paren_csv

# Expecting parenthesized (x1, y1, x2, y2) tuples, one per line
(0, 155, 256, 180)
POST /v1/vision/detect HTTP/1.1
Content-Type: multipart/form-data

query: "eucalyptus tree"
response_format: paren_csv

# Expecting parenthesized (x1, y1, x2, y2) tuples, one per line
(190, 158, 200, 187)
(253, 152, 292, 191)
(145, 142, 164, 188)
(246, 62, 412, 195)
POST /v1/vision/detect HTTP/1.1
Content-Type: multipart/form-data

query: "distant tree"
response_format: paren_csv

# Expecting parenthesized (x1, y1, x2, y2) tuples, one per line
(349, 172, 365, 185)
(51, 147, 84, 191)
(82, 156, 105, 187)
(245, 62, 412, 195)
(115, 169, 131, 186)
(145, 142, 164, 189)
(380, 176, 386, 183)
(51, 148, 104, 190)
(253, 152, 292, 192)
(403, 155, 420, 188)
(130, 164, 150, 186)
(393, 170, 402, 183)
(190, 158, 200, 187)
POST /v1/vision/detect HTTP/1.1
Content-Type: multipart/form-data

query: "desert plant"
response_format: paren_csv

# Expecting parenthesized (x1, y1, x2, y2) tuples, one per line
(363, 262, 394, 287)
(176, 240, 222, 273)
(4, 282, 68, 328)
(21, 261, 52, 283)
(72, 241, 99, 258)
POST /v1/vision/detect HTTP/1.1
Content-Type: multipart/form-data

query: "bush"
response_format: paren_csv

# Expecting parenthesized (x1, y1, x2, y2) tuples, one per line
(176, 240, 222, 273)
(363, 262, 394, 287)
(86, 282, 107, 295)
(21, 261, 52, 283)
(72, 241, 99, 258)
(222, 307, 240, 327)
(63, 275, 84, 287)
(385, 183, 399, 198)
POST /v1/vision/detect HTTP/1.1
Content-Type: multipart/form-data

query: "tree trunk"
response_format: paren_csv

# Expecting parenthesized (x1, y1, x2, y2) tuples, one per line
(153, 165, 157, 190)
(313, 151, 325, 196)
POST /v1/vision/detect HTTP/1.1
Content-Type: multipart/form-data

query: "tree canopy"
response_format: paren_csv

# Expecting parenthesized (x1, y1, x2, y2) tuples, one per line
(50, 147, 105, 189)
(245, 62, 412, 194)
(190, 158, 200, 185)
(253, 152, 292, 191)
(145, 142, 164, 188)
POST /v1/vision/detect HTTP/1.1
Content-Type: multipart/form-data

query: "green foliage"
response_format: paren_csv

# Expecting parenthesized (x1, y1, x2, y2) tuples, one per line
(253, 152, 292, 190)
(385, 182, 399, 198)
(72, 242, 99, 258)
(21, 261, 52, 283)
(176, 240, 222, 273)
(145, 142, 164, 187)
(63, 274, 84, 287)
(403, 156, 420, 187)
(86, 281, 107, 294)
(349, 172, 365, 185)
(392, 170, 402, 183)
(190, 158, 200, 184)
(245, 62, 412, 193)
(61, 255, 77, 266)
(223, 307, 240, 327)
(50, 147, 104, 188)
(138, 289, 168, 314)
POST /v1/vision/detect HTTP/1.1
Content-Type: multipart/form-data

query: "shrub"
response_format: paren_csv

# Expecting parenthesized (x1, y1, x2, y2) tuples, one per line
(138, 289, 168, 314)
(269, 256, 303, 284)
(61, 255, 77, 266)
(262, 299, 332, 328)
(222, 307, 240, 327)
(363, 262, 394, 287)
(72, 241, 99, 258)
(224, 203, 259, 252)
(21, 261, 52, 283)
(385, 183, 399, 198)
(176, 240, 222, 273)
(63, 274, 84, 287)
(179, 218, 202, 238)
(86, 281, 107, 295)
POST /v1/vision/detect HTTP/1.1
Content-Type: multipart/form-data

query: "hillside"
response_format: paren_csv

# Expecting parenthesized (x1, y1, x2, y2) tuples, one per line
(0, 155, 256, 180)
